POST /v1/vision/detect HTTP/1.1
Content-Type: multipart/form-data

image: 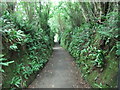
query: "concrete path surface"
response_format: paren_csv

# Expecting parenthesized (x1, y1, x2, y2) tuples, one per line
(28, 43, 90, 88)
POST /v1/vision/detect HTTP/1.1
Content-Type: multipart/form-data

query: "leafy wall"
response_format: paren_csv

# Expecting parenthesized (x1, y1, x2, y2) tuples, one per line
(60, 11, 119, 88)
(1, 2, 54, 88)
(48, 2, 119, 88)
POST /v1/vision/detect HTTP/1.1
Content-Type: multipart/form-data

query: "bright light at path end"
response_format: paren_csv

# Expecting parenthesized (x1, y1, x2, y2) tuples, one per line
(54, 34, 58, 43)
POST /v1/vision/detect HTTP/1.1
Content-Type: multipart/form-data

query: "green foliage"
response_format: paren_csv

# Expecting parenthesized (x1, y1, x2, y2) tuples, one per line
(9, 44, 18, 50)
(80, 46, 105, 68)
(10, 76, 22, 88)
(1, 2, 54, 88)
(116, 42, 120, 55)
(94, 83, 108, 88)
(0, 54, 14, 72)
(60, 2, 119, 88)
(1, 1, 119, 89)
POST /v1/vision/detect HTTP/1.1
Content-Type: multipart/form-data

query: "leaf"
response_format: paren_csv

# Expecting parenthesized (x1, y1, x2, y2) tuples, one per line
(94, 83, 103, 88)
(116, 50, 120, 55)
(0, 68, 5, 72)
(10, 44, 18, 50)
(0, 61, 14, 66)
(0, 54, 4, 58)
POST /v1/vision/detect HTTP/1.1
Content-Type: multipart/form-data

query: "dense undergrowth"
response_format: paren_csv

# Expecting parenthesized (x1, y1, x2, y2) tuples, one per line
(60, 8, 119, 88)
(1, 2, 54, 88)
(48, 1, 119, 88)
(0, 1, 120, 89)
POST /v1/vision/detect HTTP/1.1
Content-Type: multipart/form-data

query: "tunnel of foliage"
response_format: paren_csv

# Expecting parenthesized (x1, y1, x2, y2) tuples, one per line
(0, 1, 120, 89)
(0, 2, 54, 88)
(49, 2, 119, 88)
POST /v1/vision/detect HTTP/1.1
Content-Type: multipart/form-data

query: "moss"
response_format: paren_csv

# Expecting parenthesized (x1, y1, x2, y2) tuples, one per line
(71, 31, 118, 88)
(3, 54, 27, 88)
(100, 54, 118, 87)
(86, 71, 98, 87)
(78, 53, 118, 88)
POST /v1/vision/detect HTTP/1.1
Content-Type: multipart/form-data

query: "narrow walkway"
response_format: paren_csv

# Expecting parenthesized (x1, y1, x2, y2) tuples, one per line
(28, 43, 90, 88)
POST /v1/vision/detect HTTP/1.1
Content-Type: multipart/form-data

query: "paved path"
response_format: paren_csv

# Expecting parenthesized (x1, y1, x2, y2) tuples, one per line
(28, 44, 90, 88)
